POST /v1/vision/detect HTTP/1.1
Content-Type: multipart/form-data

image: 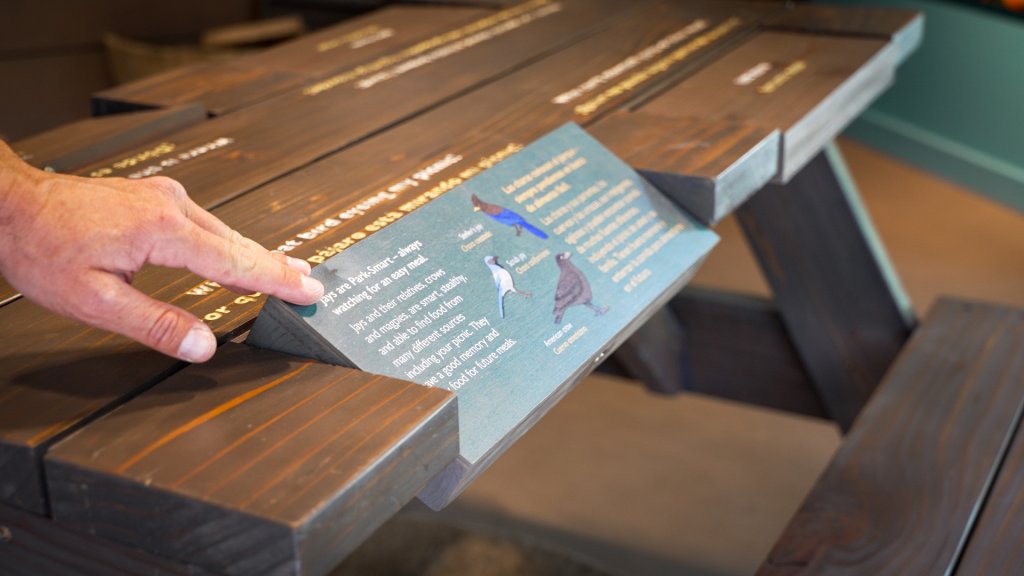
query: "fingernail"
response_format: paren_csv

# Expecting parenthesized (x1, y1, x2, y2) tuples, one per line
(302, 274, 325, 299)
(287, 256, 312, 275)
(178, 325, 216, 363)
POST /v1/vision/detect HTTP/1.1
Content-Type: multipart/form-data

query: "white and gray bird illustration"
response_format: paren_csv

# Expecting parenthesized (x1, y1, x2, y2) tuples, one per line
(484, 256, 531, 319)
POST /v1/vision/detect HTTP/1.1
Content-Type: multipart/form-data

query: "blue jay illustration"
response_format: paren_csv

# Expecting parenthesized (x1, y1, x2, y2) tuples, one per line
(484, 256, 531, 319)
(471, 194, 548, 239)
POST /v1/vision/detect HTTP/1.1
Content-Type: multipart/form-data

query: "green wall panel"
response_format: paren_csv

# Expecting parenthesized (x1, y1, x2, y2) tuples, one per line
(827, 0, 1024, 211)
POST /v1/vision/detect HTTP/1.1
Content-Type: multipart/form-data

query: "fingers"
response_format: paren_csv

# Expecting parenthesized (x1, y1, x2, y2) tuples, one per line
(154, 224, 323, 305)
(78, 271, 217, 363)
(137, 176, 322, 303)
(271, 251, 312, 275)
(150, 177, 269, 258)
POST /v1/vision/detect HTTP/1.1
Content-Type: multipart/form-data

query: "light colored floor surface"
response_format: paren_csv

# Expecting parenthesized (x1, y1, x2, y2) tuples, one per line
(375, 138, 1024, 576)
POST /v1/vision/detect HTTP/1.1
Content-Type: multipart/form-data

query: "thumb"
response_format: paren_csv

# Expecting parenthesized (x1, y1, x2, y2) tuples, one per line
(78, 271, 217, 363)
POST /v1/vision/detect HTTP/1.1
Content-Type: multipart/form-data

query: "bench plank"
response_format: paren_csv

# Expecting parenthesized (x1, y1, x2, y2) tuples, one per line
(954, 311, 1024, 575)
(759, 298, 1024, 575)
(46, 343, 457, 576)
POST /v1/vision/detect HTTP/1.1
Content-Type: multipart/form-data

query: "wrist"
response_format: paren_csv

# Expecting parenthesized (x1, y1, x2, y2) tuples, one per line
(0, 142, 49, 275)
(0, 140, 45, 227)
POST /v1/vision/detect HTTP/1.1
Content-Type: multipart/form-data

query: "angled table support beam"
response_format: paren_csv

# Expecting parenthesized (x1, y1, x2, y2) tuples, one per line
(736, 144, 914, 430)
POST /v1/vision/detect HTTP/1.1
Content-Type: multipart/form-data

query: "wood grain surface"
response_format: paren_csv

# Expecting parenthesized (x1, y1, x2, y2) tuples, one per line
(763, 3, 924, 64)
(0, 502, 213, 576)
(589, 110, 779, 225)
(608, 307, 690, 395)
(633, 30, 897, 182)
(0, 311, 182, 514)
(92, 5, 491, 116)
(75, 0, 640, 210)
(669, 288, 825, 418)
(759, 298, 1024, 575)
(737, 150, 912, 429)
(0, 0, 727, 513)
(46, 343, 457, 576)
(12, 105, 206, 173)
(958, 439, 1024, 574)
(954, 308, 1024, 575)
(764, 3, 920, 39)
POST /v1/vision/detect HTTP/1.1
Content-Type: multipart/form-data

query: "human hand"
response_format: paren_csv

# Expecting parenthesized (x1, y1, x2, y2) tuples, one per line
(0, 141, 323, 363)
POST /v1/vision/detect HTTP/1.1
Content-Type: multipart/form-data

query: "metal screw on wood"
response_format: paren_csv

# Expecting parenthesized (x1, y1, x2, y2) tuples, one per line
(0, 525, 11, 543)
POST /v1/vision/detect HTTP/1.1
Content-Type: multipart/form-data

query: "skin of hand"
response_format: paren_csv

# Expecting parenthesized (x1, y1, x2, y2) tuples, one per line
(0, 141, 323, 363)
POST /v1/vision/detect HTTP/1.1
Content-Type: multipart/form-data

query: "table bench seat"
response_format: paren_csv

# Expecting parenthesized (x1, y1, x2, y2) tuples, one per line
(759, 297, 1024, 575)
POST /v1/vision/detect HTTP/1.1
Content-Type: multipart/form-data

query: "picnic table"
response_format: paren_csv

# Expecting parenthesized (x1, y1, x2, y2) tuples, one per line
(0, 2, 943, 574)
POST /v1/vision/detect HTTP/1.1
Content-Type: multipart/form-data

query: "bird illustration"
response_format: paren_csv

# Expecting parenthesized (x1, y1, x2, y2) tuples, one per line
(552, 252, 608, 324)
(484, 256, 531, 319)
(471, 194, 548, 239)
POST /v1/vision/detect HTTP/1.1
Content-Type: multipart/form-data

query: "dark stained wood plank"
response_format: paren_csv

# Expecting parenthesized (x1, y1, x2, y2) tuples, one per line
(0, 502, 213, 576)
(91, 61, 298, 117)
(759, 298, 1024, 575)
(46, 343, 457, 576)
(0, 0, 749, 514)
(608, 307, 690, 396)
(635, 30, 899, 182)
(957, 410, 1024, 572)
(763, 4, 923, 64)
(669, 288, 825, 419)
(77, 0, 644, 210)
(589, 110, 779, 225)
(0, 337, 182, 515)
(736, 149, 913, 430)
(92, 5, 492, 116)
(11, 105, 206, 173)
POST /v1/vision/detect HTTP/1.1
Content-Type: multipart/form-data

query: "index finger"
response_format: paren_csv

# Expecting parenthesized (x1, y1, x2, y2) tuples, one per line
(153, 223, 324, 305)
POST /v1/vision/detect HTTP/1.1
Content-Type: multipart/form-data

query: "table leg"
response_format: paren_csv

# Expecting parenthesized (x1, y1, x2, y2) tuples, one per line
(736, 144, 914, 431)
